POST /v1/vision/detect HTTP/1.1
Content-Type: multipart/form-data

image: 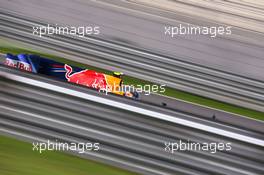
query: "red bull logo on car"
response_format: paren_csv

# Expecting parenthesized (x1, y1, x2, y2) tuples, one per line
(64, 64, 108, 90)
(4, 58, 32, 72)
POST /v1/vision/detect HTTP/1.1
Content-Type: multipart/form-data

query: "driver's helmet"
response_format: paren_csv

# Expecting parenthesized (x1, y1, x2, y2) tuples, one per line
(113, 71, 124, 78)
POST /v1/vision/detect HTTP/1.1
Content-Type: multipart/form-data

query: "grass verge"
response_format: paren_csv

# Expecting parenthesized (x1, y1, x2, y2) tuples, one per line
(0, 45, 263, 121)
(0, 134, 138, 175)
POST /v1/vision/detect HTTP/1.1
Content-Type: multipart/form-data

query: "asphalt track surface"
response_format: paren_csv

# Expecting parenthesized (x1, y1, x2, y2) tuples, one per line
(1, 13, 264, 112)
(0, 66, 264, 175)
(0, 1, 264, 174)
(1, 0, 264, 81)
(0, 0, 263, 136)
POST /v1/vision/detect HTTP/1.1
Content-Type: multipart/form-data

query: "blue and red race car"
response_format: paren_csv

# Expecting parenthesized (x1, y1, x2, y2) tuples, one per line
(3, 53, 139, 99)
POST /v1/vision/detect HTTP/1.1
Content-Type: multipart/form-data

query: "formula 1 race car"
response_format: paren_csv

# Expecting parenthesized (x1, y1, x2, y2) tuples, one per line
(3, 53, 139, 99)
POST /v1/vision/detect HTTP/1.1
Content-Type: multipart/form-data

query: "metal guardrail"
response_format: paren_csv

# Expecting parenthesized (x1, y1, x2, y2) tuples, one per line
(0, 12, 264, 113)
(0, 66, 263, 175)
